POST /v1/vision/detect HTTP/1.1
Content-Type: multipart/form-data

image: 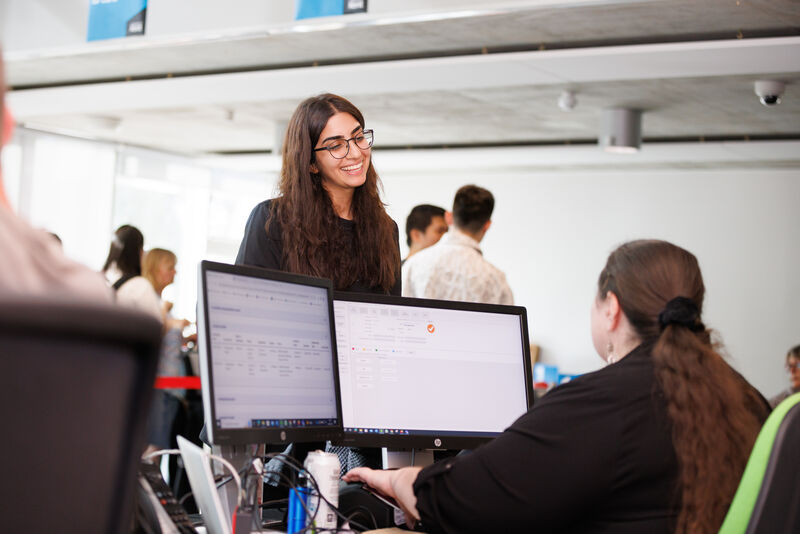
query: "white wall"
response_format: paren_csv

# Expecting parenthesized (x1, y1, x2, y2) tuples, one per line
(377, 162, 800, 399)
(145, 1, 293, 37)
(0, 0, 87, 51)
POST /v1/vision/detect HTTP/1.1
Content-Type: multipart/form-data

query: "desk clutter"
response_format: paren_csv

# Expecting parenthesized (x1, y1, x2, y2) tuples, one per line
(135, 438, 406, 533)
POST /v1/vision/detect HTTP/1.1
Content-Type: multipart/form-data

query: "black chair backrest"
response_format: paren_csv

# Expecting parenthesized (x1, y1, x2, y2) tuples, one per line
(748, 401, 800, 533)
(0, 297, 161, 534)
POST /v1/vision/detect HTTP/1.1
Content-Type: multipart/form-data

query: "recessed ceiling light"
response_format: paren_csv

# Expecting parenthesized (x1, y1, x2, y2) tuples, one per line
(599, 108, 642, 154)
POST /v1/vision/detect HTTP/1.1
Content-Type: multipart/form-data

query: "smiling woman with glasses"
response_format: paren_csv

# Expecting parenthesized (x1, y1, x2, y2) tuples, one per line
(233, 94, 401, 475)
(236, 94, 399, 294)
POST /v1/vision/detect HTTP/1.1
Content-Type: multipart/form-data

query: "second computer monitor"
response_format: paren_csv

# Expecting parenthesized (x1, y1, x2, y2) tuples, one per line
(333, 293, 533, 450)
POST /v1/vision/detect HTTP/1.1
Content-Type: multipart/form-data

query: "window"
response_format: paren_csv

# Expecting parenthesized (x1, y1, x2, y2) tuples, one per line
(12, 128, 276, 323)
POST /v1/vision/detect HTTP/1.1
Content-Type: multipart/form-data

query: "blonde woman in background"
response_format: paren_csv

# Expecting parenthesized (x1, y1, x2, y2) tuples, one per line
(138, 248, 192, 455)
(142, 248, 190, 331)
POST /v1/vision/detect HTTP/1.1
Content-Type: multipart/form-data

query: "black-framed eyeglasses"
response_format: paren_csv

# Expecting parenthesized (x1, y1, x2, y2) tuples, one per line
(787, 362, 800, 371)
(313, 129, 374, 159)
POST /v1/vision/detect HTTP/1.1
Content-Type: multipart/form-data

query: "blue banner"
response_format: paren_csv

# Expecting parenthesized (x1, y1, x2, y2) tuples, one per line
(296, 0, 367, 20)
(87, 0, 147, 42)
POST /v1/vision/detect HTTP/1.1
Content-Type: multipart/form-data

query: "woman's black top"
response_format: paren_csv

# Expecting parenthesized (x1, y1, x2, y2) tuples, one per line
(412, 342, 769, 534)
(236, 199, 401, 296)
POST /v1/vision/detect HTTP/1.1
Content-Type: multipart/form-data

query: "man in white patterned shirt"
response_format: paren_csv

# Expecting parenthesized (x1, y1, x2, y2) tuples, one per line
(402, 184, 513, 305)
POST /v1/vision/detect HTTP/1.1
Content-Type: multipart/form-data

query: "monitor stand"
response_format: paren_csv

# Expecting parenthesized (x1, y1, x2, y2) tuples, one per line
(211, 443, 265, 526)
(381, 448, 435, 469)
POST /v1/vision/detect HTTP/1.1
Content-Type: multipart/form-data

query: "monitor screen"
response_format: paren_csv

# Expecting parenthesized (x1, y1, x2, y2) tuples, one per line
(197, 261, 342, 446)
(333, 293, 533, 450)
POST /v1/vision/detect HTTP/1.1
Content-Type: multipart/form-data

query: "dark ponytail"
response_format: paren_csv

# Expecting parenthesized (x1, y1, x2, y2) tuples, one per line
(102, 224, 144, 278)
(599, 240, 767, 534)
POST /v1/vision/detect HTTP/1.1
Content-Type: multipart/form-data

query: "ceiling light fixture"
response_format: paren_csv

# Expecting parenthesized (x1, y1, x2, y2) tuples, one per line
(558, 90, 578, 111)
(599, 108, 642, 154)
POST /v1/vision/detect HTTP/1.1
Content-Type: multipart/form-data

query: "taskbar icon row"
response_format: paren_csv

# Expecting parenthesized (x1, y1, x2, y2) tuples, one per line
(345, 427, 410, 435)
(250, 418, 337, 428)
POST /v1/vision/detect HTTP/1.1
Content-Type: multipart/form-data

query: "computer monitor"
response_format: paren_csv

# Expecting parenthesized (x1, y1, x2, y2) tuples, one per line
(197, 261, 343, 446)
(333, 293, 533, 451)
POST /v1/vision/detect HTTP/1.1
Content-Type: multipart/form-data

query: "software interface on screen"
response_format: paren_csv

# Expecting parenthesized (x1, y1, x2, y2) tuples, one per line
(334, 300, 528, 437)
(205, 270, 338, 430)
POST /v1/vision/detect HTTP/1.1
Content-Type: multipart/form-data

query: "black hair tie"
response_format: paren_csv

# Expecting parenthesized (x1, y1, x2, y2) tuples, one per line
(658, 297, 704, 332)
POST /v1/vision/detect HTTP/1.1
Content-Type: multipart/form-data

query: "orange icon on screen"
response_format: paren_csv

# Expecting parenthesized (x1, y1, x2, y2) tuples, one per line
(427, 323, 436, 334)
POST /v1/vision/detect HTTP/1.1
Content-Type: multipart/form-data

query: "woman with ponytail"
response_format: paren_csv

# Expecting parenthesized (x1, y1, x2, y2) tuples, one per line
(594, 240, 769, 533)
(346, 239, 769, 534)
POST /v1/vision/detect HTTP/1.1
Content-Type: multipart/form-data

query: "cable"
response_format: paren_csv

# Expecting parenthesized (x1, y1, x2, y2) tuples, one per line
(179, 471, 234, 507)
(253, 454, 321, 531)
(259, 498, 289, 509)
(178, 490, 194, 507)
(143, 448, 244, 513)
(207, 452, 244, 508)
(345, 505, 379, 531)
(142, 448, 181, 461)
(270, 457, 370, 533)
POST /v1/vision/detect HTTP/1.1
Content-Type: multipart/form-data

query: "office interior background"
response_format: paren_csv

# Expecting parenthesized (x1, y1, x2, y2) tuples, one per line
(1, 0, 798, 398)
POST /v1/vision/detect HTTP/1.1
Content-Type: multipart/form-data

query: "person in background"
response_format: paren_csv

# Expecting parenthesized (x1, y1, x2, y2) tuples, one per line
(403, 204, 448, 265)
(102, 224, 145, 290)
(235, 93, 401, 472)
(142, 247, 192, 344)
(402, 184, 513, 305)
(0, 49, 110, 302)
(769, 344, 800, 408)
(140, 248, 191, 455)
(348, 239, 769, 534)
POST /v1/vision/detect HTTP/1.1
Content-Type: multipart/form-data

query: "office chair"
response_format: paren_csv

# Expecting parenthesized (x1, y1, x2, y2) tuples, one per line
(718, 392, 800, 534)
(0, 296, 162, 534)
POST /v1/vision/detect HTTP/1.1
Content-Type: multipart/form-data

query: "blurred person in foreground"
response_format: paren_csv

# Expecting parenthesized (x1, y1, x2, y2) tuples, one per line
(348, 239, 769, 534)
(769, 344, 800, 408)
(0, 49, 110, 302)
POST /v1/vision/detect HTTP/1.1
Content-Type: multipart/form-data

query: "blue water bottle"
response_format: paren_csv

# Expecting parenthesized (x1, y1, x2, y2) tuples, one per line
(287, 479, 310, 533)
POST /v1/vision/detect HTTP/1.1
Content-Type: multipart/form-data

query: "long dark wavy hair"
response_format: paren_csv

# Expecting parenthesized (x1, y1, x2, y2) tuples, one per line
(597, 240, 766, 534)
(270, 93, 398, 292)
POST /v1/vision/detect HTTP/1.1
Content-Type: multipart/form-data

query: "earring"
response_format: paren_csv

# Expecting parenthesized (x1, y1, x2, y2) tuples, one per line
(606, 342, 617, 364)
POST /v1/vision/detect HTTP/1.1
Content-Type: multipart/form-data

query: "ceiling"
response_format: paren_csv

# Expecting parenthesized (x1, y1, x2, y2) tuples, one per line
(5, 0, 800, 163)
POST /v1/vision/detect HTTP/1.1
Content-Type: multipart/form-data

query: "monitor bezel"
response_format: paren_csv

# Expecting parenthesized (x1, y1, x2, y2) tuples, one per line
(331, 292, 534, 450)
(198, 260, 343, 446)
